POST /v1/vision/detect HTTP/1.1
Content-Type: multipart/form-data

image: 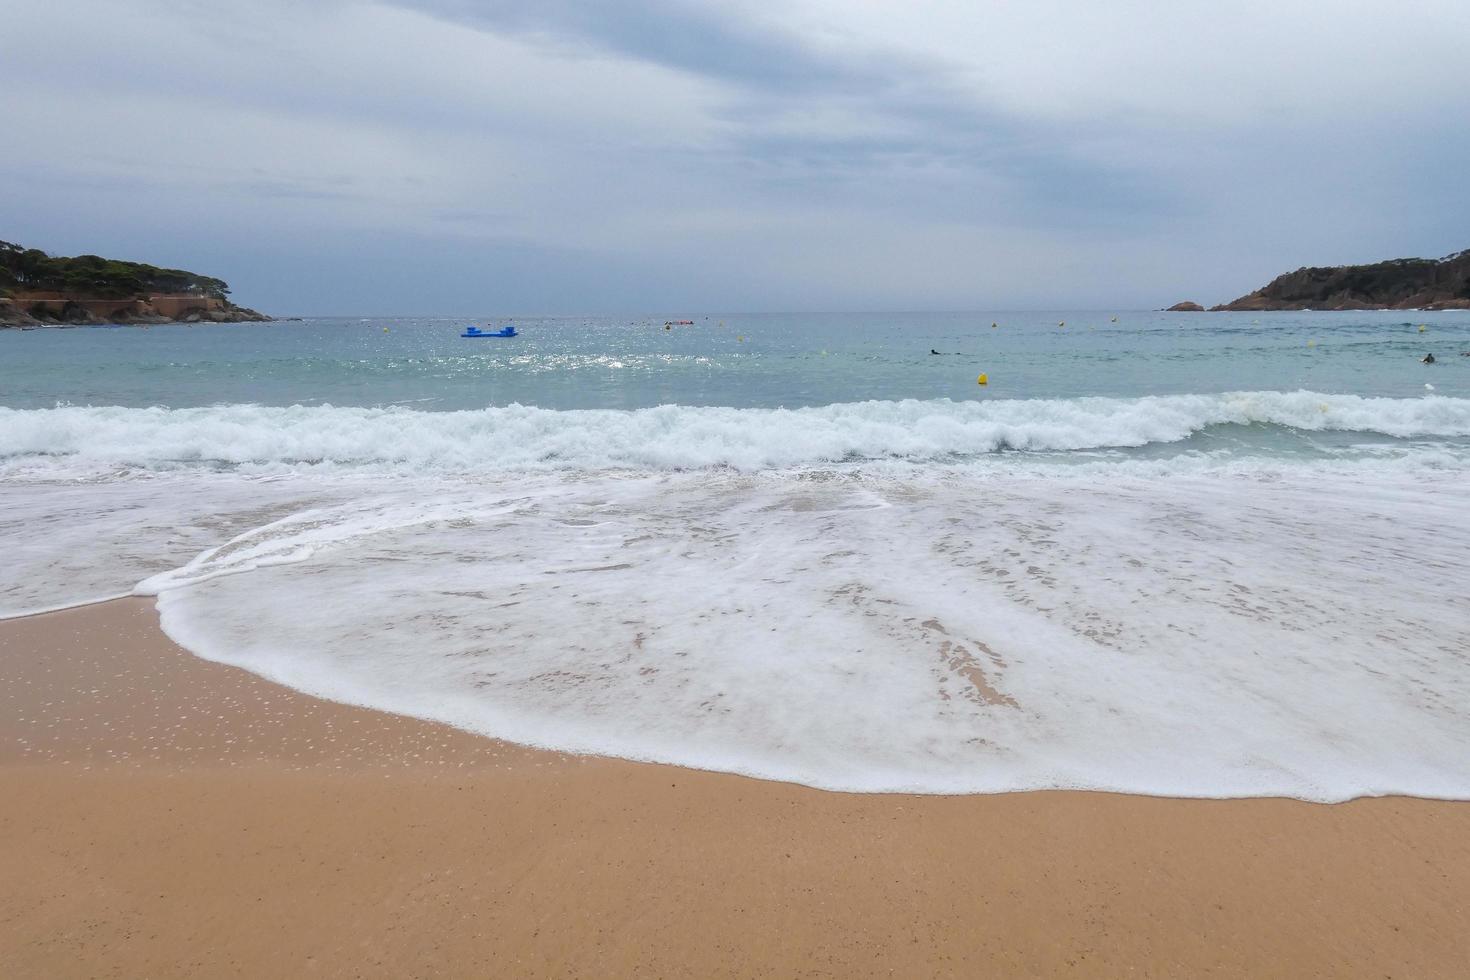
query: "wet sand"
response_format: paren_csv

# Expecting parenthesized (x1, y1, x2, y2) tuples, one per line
(2, 598, 1468, 977)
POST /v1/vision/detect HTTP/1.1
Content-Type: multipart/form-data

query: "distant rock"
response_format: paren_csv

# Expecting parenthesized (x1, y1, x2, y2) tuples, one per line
(114, 310, 174, 325)
(222, 305, 271, 322)
(1167, 301, 1205, 312)
(60, 300, 102, 324)
(0, 298, 39, 327)
(1, 238, 273, 327)
(1214, 249, 1470, 311)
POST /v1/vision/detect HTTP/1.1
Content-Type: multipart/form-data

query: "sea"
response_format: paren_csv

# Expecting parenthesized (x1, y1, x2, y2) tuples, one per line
(3, 310, 1469, 800)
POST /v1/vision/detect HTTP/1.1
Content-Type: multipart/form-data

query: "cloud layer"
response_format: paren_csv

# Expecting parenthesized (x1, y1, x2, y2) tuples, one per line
(3, 0, 1468, 313)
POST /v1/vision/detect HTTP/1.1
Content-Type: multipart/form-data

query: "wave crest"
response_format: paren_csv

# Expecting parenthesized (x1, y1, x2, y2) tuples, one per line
(2, 391, 1467, 473)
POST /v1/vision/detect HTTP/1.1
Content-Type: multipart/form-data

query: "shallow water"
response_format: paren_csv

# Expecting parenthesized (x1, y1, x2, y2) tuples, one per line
(3, 310, 1468, 799)
(3, 310, 1467, 409)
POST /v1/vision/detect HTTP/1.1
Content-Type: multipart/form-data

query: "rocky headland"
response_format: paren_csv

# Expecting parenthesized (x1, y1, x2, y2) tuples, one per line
(1, 240, 270, 327)
(1213, 249, 1470, 311)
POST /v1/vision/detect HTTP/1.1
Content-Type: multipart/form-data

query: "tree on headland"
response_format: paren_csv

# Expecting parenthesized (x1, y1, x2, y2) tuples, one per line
(0, 240, 231, 300)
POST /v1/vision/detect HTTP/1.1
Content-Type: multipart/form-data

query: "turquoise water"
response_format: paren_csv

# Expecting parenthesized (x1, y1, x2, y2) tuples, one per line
(3, 310, 1469, 800)
(3, 310, 1466, 411)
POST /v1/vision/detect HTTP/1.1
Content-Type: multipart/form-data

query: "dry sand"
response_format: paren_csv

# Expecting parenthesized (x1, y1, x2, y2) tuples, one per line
(2, 598, 1467, 978)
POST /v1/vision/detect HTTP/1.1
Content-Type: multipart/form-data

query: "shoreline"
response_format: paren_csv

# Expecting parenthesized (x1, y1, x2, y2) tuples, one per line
(3, 599, 1469, 976)
(0, 315, 274, 329)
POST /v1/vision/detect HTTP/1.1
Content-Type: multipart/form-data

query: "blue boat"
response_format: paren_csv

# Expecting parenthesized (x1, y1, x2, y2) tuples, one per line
(462, 325, 517, 338)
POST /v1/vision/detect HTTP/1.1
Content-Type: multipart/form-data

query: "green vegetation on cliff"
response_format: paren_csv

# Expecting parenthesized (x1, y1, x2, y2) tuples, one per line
(0, 240, 231, 300)
(0, 240, 269, 326)
(1214, 249, 1470, 311)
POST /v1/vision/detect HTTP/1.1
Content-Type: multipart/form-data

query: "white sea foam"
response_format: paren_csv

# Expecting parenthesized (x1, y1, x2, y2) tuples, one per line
(5, 394, 1470, 799)
(2, 391, 1468, 476)
(129, 465, 1470, 801)
(0, 476, 343, 617)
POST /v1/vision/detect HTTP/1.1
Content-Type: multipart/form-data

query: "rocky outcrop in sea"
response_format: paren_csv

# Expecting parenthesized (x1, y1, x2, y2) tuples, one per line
(1213, 249, 1470, 311)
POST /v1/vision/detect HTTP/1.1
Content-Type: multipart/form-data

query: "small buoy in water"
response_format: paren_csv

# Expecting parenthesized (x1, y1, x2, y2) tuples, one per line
(991, 322, 998, 328)
(1110, 316, 1118, 323)
(1307, 339, 1316, 347)
(383, 327, 389, 332)
(977, 373, 988, 385)
(1419, 324, 1427, 333)
(1058, 320, 1066, 327)
(737, 336, 744, 342)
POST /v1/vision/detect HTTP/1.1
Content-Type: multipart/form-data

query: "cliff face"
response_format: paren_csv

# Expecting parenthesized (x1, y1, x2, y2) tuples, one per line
(2, 293, 271, 327)
(0, 240, 270, 326)
(1214, 250, 1470, 311)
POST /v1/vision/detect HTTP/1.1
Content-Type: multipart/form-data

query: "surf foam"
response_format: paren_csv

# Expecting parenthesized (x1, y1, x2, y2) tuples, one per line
(3, 391, 1469, 476)
(0, 476, 343, 617)
(6, 393, 1470, 799)
(130, 465, 1470, 801)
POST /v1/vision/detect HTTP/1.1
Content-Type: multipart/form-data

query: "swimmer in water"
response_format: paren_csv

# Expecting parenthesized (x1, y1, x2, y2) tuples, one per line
(1422, 353, 1436, 364)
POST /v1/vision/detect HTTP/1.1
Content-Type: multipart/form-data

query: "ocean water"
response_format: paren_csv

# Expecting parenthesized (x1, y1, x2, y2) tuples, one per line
(3, 310, 1469, 799)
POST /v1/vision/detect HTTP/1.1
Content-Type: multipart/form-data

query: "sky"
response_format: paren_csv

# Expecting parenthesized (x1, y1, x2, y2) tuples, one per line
(4, 0, 1469, 315)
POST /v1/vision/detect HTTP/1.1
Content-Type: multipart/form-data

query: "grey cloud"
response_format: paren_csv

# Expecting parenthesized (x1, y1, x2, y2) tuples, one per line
(236, 179, 361, 202)
(394, 0, 874, 92)
(6, 0, 1466, 314)
(390, 1, 1173, 228)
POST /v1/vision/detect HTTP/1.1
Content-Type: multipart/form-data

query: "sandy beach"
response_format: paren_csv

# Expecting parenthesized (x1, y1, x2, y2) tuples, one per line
(10, 2, 1470, 975)
(1, 599, 1467, 978)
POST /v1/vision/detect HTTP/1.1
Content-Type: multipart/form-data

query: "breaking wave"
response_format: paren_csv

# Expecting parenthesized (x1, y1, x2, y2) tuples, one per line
(2, 391, 1468, 474)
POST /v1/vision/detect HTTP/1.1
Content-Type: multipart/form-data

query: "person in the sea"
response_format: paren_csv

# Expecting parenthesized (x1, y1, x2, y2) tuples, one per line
(1422, 353, 1436, 364)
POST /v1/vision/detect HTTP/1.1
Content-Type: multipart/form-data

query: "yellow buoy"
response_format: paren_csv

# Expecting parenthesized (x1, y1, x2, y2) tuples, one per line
(737, 336, 744, 342)
(382, 327, 389, 332)
(1419, 324, 1427, 333)
(977, 373, 988, 385)
(1307, 339, 1316, 347)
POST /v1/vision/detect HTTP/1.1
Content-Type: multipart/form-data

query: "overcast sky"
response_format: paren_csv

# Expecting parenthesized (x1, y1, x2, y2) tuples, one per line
(4, 1, 1469, 314)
